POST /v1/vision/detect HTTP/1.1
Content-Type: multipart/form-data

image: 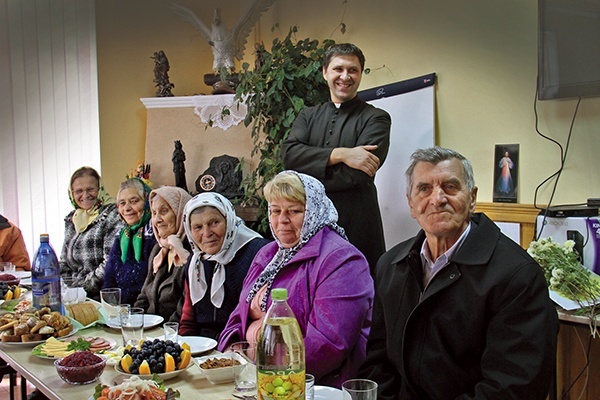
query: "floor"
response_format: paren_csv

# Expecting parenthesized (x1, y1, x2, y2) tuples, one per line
(0, 372, 37, 400)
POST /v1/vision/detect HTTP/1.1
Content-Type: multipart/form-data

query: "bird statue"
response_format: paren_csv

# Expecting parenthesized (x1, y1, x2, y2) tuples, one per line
(170, 0, 276, 73)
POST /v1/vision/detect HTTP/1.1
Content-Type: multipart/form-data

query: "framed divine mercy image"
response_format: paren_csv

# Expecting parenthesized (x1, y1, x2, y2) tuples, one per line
(493, 143, 519, 203)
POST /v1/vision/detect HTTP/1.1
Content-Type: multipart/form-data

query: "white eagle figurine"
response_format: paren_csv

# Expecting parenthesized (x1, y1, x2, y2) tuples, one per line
(171, 0, 276, 72)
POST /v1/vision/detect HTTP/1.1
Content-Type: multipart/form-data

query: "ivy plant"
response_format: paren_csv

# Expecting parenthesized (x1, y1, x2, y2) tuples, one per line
(234, 26, 335, 234)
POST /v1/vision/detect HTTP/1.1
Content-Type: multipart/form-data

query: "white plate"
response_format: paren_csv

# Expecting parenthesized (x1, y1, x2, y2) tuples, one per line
(0, 326, 79, 347)
(11, 271, 31, 279)
(106, 314, 164, 330)
(179, 336, 217, 356)
(314, 385, 343, 400)
(146, 335, 218, 356)
(114, 357, 194, 381)
(143, 314, 164, 329)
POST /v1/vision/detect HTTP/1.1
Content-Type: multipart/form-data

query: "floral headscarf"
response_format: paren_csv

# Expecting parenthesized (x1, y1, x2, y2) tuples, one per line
(149, 186, 192, 273)
(68, 167, 115, 233)
(183, 192, 262, 308)
(246, 171, 347, 311)
(118, 178, 152, 263)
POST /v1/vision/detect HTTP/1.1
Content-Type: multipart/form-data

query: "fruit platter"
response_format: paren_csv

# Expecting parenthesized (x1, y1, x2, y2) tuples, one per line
(116, 339, 193, 381)
(0, 274, 22, 301)
(0, 273, 32, 314)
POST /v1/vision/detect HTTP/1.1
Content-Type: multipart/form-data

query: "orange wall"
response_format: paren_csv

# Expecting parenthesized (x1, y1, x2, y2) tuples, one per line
(96, 0, 600, 205)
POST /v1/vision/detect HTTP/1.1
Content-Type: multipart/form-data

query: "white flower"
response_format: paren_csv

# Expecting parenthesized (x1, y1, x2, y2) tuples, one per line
(528, 237, 600, 337)
(552, 269, 563, 279)
(564, 240, 575, 252)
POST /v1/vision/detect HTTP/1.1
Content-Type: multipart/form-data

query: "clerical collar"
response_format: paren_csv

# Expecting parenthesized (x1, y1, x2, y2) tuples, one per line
(330, 95, 361, 109)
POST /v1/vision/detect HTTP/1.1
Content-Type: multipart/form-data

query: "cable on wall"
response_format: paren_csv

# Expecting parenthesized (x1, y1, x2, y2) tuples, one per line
(532, 84, 582, 240)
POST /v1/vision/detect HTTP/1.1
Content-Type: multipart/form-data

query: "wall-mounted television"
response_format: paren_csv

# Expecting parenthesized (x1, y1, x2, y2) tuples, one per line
(538, 0, 600, 100)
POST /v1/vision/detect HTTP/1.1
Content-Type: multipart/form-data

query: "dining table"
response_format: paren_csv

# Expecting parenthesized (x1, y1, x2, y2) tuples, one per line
(0, 308, 244, 400)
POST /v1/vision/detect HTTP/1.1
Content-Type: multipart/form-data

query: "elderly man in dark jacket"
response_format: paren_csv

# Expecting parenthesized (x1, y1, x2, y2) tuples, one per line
(360, 147, 558, 400)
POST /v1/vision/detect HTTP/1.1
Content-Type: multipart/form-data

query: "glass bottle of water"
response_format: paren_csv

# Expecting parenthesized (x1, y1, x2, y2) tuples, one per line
(32, 233, 62, 312)
(256, 288, 305, 400)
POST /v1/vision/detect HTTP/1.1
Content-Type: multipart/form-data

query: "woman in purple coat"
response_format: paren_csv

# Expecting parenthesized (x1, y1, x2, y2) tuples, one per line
(218, 171, 374, 388)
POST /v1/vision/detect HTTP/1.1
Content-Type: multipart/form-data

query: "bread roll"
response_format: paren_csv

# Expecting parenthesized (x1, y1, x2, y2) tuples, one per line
(55, 324, 72, 338)
(21, 333, 43, 342)
(0, 331, 20, 342)
(14, 323, 29, 336)
(38, 326, 54, 335)
(0, 320, 18, 331)
(30, 320, 47, 334)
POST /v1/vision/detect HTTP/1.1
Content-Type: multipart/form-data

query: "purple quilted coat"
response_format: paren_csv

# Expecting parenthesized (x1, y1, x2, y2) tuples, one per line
(219, 226, 373, 388)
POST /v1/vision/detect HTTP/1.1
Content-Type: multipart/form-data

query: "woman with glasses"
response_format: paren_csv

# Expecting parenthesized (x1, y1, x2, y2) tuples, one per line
(219, 171, 373, 387)
(60, 166, 122, 300)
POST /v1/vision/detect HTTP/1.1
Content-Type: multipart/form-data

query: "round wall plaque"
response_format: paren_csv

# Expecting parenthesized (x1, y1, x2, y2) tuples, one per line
(199, 174, 216, 191)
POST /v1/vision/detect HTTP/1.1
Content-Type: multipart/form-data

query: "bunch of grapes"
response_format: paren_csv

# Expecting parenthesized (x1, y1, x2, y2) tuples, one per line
(123, 339, 182, 374)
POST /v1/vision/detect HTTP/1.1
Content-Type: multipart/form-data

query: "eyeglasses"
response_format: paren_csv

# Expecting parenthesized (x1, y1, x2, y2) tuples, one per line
(73, 188, 98, 196)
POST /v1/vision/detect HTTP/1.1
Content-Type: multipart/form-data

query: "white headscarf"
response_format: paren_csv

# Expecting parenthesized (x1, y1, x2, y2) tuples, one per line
(246, 171, 347, 311)
(183, 192, 262, 308)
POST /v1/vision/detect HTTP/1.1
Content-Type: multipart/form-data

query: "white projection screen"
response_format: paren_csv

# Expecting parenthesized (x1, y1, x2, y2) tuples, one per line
(360, 73, 436, 249)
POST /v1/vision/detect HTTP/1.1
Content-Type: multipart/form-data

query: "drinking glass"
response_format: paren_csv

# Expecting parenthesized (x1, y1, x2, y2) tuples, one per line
(229, 341, 257, 392)
(100, 288, 122, 327)
(120, 306, 144, 347)
(342, 379, 378, 400)
(0, 262, 15, 273)
(163, 322, 179, 342)
(61, 276, 79, 306)
(305, 373, 315, 400)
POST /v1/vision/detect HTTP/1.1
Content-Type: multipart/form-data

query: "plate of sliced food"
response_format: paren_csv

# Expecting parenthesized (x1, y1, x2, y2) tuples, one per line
(32, 336, 116, 359)
(0, 307, 76, 345)
(64, 301, 101, 327)
(90, 375, 180, 400)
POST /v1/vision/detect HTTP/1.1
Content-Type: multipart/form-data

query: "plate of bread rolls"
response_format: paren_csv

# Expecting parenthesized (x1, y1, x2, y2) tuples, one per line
(0, 307, 77, 345)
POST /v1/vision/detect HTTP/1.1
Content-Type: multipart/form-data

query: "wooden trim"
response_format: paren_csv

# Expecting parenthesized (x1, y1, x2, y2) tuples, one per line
(475, 202, 542, 249)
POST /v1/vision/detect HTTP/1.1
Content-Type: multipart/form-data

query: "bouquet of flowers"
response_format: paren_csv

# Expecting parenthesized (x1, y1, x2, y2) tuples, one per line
(126, 161, 152, 188)
(527, 237, 600, 337)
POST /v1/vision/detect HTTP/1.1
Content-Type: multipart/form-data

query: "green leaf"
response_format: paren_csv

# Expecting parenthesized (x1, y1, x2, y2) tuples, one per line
(67, 337, 91, 351)
(93, 383, 104, 399)
(235, 25, 334, 235)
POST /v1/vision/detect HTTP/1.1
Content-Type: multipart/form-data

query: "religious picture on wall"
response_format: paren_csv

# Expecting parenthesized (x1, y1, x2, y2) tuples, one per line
(493, 144, 519, 203)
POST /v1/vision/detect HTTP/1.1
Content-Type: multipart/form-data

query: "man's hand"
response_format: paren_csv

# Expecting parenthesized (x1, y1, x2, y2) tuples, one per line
(329, 145, 380, 177)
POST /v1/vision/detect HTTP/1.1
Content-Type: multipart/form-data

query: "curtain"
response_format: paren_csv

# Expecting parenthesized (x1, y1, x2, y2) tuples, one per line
(0, 0, 99, 257)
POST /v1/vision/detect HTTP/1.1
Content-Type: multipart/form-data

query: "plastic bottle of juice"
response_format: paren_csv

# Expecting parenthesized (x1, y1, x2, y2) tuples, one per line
(256, 288, 305, 400)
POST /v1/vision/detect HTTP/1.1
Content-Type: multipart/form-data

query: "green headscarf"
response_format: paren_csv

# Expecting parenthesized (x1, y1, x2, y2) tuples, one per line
(118, 178, 152, 263)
